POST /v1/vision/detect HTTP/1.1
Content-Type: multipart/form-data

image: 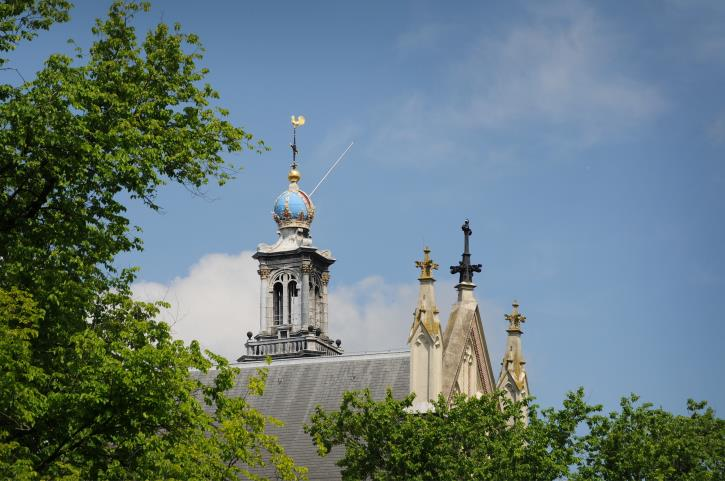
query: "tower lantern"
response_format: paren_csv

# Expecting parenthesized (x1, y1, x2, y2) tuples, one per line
(239, 116, 342, 361)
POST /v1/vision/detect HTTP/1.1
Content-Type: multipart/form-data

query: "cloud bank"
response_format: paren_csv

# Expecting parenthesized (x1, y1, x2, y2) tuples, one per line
(132, 251, 260, 361)
(131, 251, 447, 360)
(131, 251, 509, 362)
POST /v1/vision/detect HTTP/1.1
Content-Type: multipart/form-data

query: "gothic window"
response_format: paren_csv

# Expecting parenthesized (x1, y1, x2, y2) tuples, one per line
(273, 282, 283, 325)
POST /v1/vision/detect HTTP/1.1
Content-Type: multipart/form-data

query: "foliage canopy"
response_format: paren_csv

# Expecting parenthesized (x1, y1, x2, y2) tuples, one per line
(0, 1, 303, 479)
(306, 389, 723, 481)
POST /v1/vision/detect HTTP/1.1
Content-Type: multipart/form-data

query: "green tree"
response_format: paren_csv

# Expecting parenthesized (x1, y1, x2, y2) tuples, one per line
(0, 1, 304, 479)
(306, 389, 723, 481)
(573, 395, 724, 481)
(306, 389, 596, 481)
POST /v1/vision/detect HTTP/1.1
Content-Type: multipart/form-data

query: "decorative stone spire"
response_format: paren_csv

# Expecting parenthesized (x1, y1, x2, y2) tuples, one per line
(497, 300, 530, 402)
(441, 223, 496, 400)
(410, 247, 442, 338)
(450, 219, 482, 285)
(409, 247, 443, 410)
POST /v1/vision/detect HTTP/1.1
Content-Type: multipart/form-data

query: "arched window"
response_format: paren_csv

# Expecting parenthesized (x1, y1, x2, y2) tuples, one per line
(273, 282, 283, 325)
(288, 280, 298, 324)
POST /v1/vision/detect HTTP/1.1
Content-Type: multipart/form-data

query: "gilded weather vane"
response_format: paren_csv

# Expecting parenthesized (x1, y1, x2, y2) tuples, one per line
(290, 115, 305, 170)
(450, 219, 483, 283)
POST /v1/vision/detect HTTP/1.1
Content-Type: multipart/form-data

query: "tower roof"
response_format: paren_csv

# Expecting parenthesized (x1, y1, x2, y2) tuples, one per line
(272, 175, 315, 229)
(271, 115, 315, 229)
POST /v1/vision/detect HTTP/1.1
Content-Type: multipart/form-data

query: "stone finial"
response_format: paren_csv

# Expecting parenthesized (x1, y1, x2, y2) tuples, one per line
(415, 246, 439, 280)
(505, 300, 527, 332)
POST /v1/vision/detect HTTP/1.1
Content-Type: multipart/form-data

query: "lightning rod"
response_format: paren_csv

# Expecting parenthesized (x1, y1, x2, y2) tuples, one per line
(310, 141, 354, 196)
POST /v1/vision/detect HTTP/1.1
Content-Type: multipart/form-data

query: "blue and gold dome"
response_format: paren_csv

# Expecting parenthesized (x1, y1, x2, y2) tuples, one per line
(272, 169, 315, 229)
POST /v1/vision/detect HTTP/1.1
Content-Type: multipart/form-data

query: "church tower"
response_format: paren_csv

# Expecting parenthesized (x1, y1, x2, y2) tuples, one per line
(496, 300, 530, 402)
(408, 247, 443, 411)
(239, 117, 343, 361)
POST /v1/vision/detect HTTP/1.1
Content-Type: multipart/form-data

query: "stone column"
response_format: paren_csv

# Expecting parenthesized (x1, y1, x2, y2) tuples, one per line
(301, 263, 312, 328)
(282, 278, 289, 327)
(321, 272, 330, 335)
(257, 267, 270, 333)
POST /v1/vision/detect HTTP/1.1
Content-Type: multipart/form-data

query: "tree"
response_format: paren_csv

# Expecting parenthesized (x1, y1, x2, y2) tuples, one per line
(0, 1, 304, 479)
(573, 395, 724, 481)
(305, 389, 595, 481)
(306, 389, 723, 481)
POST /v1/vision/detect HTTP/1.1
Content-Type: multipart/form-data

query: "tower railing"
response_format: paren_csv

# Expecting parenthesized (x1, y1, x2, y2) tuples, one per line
(244, 336, 342, 358)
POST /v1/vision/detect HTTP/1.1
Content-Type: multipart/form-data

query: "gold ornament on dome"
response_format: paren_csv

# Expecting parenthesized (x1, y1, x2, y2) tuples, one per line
(288, 169, 301, 183)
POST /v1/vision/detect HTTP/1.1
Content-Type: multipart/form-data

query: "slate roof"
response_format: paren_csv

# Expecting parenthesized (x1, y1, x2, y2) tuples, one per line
(195, 351, 410, 481)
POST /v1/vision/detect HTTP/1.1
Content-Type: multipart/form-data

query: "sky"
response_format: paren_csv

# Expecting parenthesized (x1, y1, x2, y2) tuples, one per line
(12, 0, 725, 414)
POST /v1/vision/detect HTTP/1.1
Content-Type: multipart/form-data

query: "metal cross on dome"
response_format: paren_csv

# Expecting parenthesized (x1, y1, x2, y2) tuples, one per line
(450, 219, 483, 284)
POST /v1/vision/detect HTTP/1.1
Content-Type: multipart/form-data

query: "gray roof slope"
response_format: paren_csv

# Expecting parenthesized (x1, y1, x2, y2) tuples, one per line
(196, 351, 410, 481)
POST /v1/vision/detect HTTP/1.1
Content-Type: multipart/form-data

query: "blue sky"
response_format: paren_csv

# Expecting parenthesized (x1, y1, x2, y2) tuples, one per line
(13, 0, 725, 414)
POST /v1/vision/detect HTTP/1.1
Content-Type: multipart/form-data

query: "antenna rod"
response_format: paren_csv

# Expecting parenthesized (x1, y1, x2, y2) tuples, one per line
(310, 141, 354, 196)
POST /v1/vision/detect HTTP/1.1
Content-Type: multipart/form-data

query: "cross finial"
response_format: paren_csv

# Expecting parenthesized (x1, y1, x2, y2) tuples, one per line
(450, 219, 483, 284)
(415, 246, 439, 280)
(505, 299, 527, 332)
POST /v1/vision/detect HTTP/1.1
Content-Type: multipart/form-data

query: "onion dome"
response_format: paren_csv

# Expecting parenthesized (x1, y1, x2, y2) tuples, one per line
(273, 169, 315, 229)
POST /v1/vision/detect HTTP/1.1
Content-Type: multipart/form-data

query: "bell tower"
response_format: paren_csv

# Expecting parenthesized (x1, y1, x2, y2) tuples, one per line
(239, 117, 343, 361)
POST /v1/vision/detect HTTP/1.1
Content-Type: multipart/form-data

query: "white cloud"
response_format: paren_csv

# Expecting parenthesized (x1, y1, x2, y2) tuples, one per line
(131, 251, 509, 363)
(458, 6, 664, 132)
(132, 251, 260, 361)
(370, 1, 665, 165)
(329, 276, 419, 353)
(329, 276, 508, 363)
